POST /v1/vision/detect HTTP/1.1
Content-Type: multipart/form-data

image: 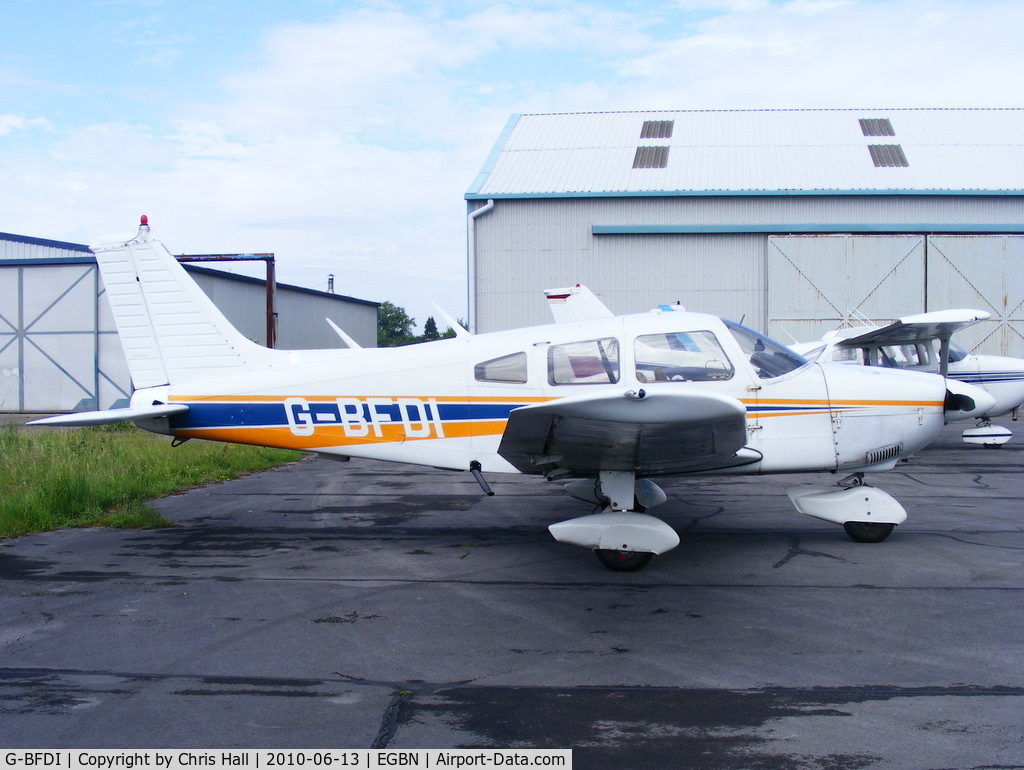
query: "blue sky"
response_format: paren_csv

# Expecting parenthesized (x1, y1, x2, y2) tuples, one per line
(2, 0, 1023, 330)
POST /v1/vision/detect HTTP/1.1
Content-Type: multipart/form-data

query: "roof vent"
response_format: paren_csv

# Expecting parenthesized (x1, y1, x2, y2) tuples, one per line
(640, 120, 674, 139)
(859, 118, 895, 137)
(868, 144, 909, 168)
(633, 146, 670, 169)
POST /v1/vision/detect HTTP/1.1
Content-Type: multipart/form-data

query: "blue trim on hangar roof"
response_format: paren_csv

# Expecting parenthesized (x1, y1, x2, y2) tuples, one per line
(466, 188, 1024, 200)
(466, 113, 521, 197)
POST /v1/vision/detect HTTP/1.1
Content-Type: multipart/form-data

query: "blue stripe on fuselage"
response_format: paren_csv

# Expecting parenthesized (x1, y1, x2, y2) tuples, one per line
(169, 399, 524, 430)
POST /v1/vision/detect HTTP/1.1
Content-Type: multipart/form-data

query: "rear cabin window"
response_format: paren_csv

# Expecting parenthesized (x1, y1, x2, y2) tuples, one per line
(548, 338, 620, 385)
(634, 331, 734, 382)
(475, 352, 528, 383)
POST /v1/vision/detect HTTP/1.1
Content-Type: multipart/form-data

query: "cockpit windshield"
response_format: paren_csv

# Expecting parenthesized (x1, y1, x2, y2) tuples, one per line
(947, 341, 969, 363)
(724, 321, 809, 379)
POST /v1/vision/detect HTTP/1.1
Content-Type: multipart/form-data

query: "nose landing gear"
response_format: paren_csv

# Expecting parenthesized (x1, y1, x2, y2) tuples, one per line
(786, 474, 906, 544)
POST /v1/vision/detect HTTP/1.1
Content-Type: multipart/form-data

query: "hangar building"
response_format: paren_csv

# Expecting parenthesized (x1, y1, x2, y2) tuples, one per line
(465, 108, 1024, 357)
(1, 231, 378, 413)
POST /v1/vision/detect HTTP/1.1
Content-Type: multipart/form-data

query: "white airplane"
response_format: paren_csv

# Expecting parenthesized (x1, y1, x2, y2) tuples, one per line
(790, 311, 1024, 447)
(30, 219, 995, 571)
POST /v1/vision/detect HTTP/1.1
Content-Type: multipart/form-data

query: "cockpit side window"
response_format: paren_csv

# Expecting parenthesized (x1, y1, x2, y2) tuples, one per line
(877, 343, 931, 368)
(475, 352, 528, 383)
(634, 331, 734, 382)
(724, 321, 808, 379)
(548, 338, 620, 385)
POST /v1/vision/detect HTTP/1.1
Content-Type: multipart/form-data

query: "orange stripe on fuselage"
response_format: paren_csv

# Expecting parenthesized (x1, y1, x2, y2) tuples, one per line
(739, 398, 944, 407)
(175, 420, 509, 451)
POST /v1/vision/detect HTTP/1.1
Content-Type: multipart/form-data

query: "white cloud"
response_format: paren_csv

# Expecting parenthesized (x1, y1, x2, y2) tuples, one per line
(781, 0, 854, 16)
(2, 0, 1024, 329)
(0, 114, 54, 136)
(613, 1, 1024, 109)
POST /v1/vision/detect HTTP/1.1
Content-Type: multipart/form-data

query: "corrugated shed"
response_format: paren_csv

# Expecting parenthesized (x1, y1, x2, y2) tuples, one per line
(1, 231, 382, 411)
(468, 109, 1024, 197)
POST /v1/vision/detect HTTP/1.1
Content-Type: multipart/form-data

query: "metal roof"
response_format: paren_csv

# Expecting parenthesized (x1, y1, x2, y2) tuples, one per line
(0, 231, 92, 254)
(466, 108, 1024, 198)
(0, 239, 377, 307)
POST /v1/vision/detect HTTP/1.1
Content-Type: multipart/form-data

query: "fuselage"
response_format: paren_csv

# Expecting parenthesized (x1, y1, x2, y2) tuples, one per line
(134, 309, 949, 478)
(948, 352, 1024, 418)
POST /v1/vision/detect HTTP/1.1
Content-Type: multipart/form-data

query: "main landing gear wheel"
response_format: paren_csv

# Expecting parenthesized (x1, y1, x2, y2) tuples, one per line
(595, 549, 654, 572)
(843, 521, 895, 543)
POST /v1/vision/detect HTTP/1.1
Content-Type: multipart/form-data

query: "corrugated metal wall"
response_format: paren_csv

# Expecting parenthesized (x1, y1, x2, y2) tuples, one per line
(0, 262, 131, 412)
(473, 198, 768, 330)
(589, 232, 764, 323)
(472, 196, 1024, 344)
(277, 289, 377, 350)
(189, 271, 377, 350)
(2, 251, 378, 413)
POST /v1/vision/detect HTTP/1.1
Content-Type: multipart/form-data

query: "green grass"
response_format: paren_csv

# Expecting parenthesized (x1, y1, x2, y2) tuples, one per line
(0, 423, 301, 538)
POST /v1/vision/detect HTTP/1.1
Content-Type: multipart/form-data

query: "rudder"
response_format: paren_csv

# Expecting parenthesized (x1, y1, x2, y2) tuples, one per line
(94, 218, 277, 388)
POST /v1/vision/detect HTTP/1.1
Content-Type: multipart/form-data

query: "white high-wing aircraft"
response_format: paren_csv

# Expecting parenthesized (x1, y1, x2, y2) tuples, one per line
(30, 220, 993, 571)
(790, 311, 1024, 447)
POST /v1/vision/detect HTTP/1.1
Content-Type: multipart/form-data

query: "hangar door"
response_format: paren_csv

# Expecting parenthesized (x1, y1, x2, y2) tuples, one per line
(767, 235, 925, 344)
(0, 263, 130, 413)
(768, 235, 1023, 357)
(927, 236, 1024, 358)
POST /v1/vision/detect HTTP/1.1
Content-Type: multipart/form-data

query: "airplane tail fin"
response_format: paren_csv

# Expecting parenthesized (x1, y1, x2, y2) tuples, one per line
(94, 217, 279, 388)
(544, 285, 614, 323)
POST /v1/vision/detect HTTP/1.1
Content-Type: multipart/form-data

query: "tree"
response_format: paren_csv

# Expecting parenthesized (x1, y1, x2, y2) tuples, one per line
(422, 316, 441, 341)
(377, 301, 416, 347)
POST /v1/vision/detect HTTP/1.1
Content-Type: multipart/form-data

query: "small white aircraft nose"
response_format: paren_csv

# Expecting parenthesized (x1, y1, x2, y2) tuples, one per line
(944, 379, 997, 421)
(820, 364, 948, 465)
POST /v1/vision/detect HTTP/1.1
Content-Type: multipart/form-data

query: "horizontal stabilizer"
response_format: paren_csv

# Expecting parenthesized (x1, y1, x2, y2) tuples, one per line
(28, 403, 189, 427)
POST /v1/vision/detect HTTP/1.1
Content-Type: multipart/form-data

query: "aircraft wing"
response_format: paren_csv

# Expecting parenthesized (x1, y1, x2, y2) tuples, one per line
(837, 309, 990, 348)
(28, 403, 189, 427)
(497, 390, 758, 477)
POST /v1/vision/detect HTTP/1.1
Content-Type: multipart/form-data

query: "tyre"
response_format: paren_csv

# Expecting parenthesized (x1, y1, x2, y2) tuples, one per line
(843, 521, 895, 543)
(595, 549, 654, 571)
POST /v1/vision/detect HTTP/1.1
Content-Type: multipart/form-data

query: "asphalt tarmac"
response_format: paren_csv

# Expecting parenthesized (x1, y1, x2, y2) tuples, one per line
(2, 419, 1023, 768)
